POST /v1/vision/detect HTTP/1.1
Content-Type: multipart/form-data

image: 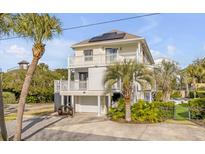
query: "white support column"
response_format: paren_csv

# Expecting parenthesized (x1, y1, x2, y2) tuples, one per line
(61, 95, 64, 106)
(98, 95, 101, 116)
(71, 95, 74, 107)
(137, 42, 141, 63)
(149, 91, 152, 102)
(68, 68, 71, 90)
(71, 95, 75, 115)
(108, 94, 111, 108)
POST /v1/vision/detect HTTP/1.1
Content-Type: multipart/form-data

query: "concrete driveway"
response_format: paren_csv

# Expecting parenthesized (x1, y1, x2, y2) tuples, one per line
(6, 113, 205, 141)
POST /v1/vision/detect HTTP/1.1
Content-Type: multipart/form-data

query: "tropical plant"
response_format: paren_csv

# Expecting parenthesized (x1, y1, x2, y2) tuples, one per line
(0, 13, 13, 141)
(13, 13, 62, 140)
(154, 60, 179, 102)
(104, 59, 153, 122)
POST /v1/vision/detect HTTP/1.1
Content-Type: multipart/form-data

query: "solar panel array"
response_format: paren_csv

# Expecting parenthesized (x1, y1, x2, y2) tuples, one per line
(89, 32, 126, 42)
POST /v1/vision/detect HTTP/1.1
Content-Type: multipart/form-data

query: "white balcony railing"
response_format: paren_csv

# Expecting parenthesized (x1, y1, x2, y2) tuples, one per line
(54, 80, 121, 93)
(54, 80, 88, 92)
(69, 53, 136, 67)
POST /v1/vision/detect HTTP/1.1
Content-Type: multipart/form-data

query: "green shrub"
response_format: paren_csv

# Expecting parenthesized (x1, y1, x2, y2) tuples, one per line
(171, 91, 182, 98)
(196, 91, 205, 98)
(3, 92, 16, 104)
(188, 98, 205, 119)
(153, 101, 175, 119)
(189, 91, 196, 98)
(107, 98, 125, 120)
(26, 95, 38, 103)
(131, 100, 162, 123)
(153, 91, 163, 101)
(108, 98, 175, 123)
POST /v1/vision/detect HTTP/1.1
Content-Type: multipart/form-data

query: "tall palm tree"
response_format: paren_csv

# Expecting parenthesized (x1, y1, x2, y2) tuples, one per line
(0, 13, 13, 141)
(104, 59, 153, 122)
(154, 60, 178, 102)
(13, 13, 62, 141)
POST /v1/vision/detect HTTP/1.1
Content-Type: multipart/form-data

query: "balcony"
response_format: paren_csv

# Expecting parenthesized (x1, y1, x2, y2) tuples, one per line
(69, 53, 136, 68)
(54, 80, 88, 92)
(54, 80, 121, 93)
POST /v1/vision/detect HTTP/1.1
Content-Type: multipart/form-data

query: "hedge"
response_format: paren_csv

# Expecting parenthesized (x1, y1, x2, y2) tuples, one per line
(188, 98, 205, 119)
(3, 92, 16, 104)
(108, 99, 175, 123)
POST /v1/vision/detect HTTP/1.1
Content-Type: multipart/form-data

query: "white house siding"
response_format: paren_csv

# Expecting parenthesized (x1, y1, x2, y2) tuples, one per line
(88, 67, 106, 91)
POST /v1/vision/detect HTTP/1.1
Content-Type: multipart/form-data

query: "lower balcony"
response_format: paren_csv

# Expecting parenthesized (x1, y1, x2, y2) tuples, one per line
(54, 80, 88, 92)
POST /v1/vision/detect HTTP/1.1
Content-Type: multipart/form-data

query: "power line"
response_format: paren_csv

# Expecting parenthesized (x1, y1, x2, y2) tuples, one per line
(0, 13, 160, 41)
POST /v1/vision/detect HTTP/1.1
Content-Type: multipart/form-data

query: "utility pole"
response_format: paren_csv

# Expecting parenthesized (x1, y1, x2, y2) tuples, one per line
(0, 68, 7, 141)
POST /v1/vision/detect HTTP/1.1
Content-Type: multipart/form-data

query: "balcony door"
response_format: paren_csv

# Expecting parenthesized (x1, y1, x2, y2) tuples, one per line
(106, 48, 117, 63)
(79, 72, 88, 90)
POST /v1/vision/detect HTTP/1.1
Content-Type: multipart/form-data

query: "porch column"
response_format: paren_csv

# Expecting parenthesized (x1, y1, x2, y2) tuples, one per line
(149, 91, 152, 102)
(108, 94, 111, 108)
(61, 95, 64, 106)
(71, 95, 75, 115)
(98, 95, 101, 116)
(68, 68, 71, 90)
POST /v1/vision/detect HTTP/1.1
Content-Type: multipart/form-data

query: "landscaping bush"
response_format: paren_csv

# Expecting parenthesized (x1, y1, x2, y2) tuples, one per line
(153, 101, 175, 119)
(188, 98, 205, 119)
(171, 91, 182, 99)
(26, 95, 38, 103)
(107, 98, 125, 120)
(189, 91, 196, 98)
(131, 100, 161, 123)
(3, 92, 16, 104)
(108, 99, 175, 123)
(196, 91, 205, 98)
(153, 91, 163, 101)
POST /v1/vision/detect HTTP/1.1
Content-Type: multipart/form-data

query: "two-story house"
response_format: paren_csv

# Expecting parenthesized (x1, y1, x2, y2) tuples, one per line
(54, 30, 155, 116)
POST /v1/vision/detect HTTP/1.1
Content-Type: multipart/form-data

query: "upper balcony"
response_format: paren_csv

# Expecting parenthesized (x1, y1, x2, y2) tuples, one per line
(69, 53, 136, 68)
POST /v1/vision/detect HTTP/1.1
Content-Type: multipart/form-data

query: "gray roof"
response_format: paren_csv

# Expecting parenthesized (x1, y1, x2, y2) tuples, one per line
(18, 60, 29, 64)
(71, 30, 142, 47)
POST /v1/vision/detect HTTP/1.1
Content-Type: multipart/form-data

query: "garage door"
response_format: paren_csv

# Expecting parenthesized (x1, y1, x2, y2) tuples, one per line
(76, 96, 98, 113)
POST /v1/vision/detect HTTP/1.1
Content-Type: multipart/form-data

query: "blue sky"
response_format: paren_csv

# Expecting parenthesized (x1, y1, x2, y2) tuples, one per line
(0, 13, 205, 71)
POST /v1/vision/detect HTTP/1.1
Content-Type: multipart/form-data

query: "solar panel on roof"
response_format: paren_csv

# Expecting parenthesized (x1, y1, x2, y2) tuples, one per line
(89, 32, 126, 42)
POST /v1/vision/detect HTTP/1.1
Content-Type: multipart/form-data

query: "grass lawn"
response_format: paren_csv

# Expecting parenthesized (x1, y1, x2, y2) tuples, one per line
(175, 104, 189, 120)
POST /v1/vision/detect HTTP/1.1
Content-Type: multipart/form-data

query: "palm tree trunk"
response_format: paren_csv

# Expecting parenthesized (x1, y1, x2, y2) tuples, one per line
(14, 57, 39, 141)
(0, 73, 7, 141)
(125, 97, 131, 122)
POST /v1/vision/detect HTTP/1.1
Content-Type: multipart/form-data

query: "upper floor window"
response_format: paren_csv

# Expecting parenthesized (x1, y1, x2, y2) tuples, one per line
(84, 49, 93, 61)
(106, 48, 118, 62)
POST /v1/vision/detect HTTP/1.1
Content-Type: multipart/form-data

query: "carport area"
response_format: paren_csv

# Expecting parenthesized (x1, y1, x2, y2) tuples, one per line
(6, 113, 205, 141)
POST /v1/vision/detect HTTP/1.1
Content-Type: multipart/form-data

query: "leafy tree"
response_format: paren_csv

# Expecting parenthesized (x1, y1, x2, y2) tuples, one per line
(12, 13, 62, 140)
(104, 59, 153, 122)
(154, 60, 179, 102)
(0, 13, 13, 141)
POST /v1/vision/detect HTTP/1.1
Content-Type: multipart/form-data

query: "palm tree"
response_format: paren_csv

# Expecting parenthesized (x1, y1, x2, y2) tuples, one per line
(13, 13, 62, 141)
(154, 60, 178, 102)
(104, 59, 153, 122)
(0, 13, 13, 141)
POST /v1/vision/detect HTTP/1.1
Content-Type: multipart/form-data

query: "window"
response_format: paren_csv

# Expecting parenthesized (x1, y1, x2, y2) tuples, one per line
(84, 49, 93, 61)
(106, 48, 118, 62)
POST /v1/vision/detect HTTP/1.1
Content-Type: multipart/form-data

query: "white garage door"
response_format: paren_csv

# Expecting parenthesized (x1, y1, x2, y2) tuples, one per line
(76, 96, 98, 113)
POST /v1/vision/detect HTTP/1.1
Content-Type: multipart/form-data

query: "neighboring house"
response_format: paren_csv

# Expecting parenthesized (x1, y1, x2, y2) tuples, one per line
(7, 60, 29, 72)
(18, 60, 29, 70)
(54, 30, 155, 116)
(154, 57, 176, 65)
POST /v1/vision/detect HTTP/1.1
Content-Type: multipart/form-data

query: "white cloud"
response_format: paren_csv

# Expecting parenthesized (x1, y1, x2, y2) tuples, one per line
(167, 45, 176, 55)
(4, 44, 29, 58)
